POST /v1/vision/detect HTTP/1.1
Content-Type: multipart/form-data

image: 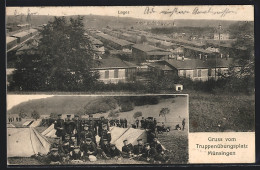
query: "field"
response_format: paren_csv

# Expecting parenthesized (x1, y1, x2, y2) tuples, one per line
(189, 91, 255, 132)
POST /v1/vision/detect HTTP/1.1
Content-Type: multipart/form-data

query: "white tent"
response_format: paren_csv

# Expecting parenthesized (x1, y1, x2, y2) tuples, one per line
(41, 124, 57, 138)
(7, 127, 51, 157)
(29, 119, 42, 127)
(7, 123, 15, 128)
(22, 120, 34, 126)
(110, 127, 147, 151)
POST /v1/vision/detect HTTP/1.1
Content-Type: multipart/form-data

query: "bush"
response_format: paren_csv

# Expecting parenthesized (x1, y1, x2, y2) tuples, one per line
(108, 110, 119, 118)
(133, 112, 142, 119)
(120, 102, 134, 112)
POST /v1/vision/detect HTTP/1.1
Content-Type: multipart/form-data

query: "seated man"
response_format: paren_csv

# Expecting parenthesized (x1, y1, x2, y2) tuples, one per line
(133, 138, 145, 159)
(109, 144, 122, 160)
(141, 143, 157, 163)
(100, 139, 111, 159)
(150, 137, 163, 154)
(69, 146, 82, 160)
(80, 138, 98, 161)
(175, 124, 181, 131)
(122, 139, 134, 158)
(46, 148, 62, 165)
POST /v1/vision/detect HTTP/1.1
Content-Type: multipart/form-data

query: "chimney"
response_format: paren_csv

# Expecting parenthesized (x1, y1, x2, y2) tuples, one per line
(220, 53, 223, 59)
(199, 53, 202, 59)
(205, 55, 208, 60)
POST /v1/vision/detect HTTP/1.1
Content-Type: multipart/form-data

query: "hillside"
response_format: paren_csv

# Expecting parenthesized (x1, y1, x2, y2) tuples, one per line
(7, 96, 116, 116)
(6, 15, 246, 29)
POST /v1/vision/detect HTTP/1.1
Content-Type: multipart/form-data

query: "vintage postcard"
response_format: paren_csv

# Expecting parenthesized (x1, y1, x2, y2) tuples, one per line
(6, 5, 255, 165)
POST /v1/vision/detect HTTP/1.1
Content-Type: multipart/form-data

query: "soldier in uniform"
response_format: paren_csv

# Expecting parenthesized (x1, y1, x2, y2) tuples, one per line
(98, 116, 109, 136)
(80, 124, 95, 145)
(54, 114, 66, 141)
(122, 139, 134, 158)
(150, 137, 170, 163)
(88, 114, 97, 136)
(150, 137, 163, 154)
(80, 138, 97, 161)
(99, 124, 111, 146)
(100, 139, 111, 159)
(46, 148, 63, 165)
(140, 117, 145, 129)
(182, 118, 186, 131)
(109, 144, 121, 160)
(69, 146, 82, 160)
(64, 115, 76, 135)
(133, 138, 145, 158)
(135, 118, 139, 128)
(73, 115, 82, 145)
(140, 143, 157, 163)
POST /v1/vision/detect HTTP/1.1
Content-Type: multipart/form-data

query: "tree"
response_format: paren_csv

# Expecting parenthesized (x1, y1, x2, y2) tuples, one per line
(9, 16, 99, 91)
(18, 109, 27, 118)
(50, 112, 59, 119)
(159, 108, 170, 122)
(133, 112, 142, 119)
(31, 110, 40, 120)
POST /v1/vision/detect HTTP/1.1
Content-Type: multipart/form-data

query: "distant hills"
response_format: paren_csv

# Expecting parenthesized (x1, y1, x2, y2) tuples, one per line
(6, 14, 251, 29)
(7, 96, 117, 116)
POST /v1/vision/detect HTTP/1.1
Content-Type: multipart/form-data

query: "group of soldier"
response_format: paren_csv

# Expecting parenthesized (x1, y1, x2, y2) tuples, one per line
(36, 114, 170, 164)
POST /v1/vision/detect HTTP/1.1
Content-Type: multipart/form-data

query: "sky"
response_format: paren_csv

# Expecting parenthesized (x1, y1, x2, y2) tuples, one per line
(7, 95, 53, 110)
(6, 5, 254, 21)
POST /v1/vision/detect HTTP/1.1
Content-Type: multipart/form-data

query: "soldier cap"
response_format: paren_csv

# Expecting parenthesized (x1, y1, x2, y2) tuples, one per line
(75, 115, 79, 117)
(103, 139, 108, 141)
(110, 144, 116, 147)
(67, 115, 71, 117)
(86, 138, 92, 141)
(123, 139, 128, 142)
(54, 137, 61, 140)
(89, 114, 93, 117)
(145, 143, 150, 146)
(137, 138, 143, 141)
(58, 114, 62, 116)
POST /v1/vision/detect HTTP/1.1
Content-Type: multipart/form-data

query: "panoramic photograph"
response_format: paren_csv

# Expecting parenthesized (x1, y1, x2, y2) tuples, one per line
(7, 94, 188, 165)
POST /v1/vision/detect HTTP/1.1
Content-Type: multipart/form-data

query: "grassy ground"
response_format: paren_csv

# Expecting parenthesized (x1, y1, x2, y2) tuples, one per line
(188, 91, 255, 132)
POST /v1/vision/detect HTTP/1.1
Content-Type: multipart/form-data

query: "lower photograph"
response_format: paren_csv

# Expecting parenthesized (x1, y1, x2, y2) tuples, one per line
(7, 94, 188, 165)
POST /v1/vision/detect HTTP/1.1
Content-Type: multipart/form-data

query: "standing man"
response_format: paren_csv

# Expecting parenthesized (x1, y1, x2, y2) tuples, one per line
(64, 115, 76, 135)
(140, 117, 145, 129)
(182, 118, 186, 131)
(73, 115, 82, 145)
(135, 118, 139, 129)
(54, 114, 66, 141)
(99, 124, 111, 146)
(80, 124, 95, 145)
(88, 114, 97, 136)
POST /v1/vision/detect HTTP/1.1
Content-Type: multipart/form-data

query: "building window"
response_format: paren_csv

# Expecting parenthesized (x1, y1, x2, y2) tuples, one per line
(105, 70, 109, 79)
(193, 69, 197, 77)
(114, 69, 119, 78)
(208, 69, 212, 76)
(198, 69, 201, 77)
(182, 70, 186, 77)
(218, 68, 222, 76)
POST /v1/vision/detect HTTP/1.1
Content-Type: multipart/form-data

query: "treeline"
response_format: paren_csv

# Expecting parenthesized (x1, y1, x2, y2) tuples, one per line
(150, 27, 215, 35)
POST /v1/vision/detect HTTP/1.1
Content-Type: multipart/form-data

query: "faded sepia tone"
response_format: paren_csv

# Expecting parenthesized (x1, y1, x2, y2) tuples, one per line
(6, 5, 255, 165)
